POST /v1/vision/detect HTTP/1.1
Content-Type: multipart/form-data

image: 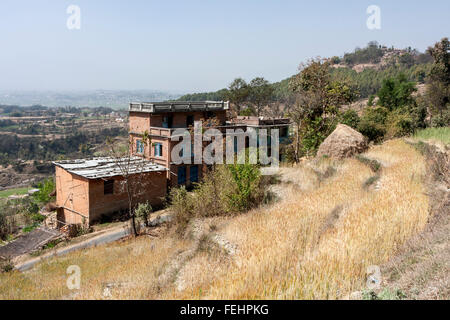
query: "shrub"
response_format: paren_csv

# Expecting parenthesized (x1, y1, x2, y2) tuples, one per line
(339, 109, 360, 129)
(0, 258, 14, 273)
(356, 155, 382, 172)
(357, 106, 389, 142)
(170, 162, 266, 234)
(135, 201, 152, 227)
(300, 117, 335, 155)
(169, 186, 195, 233)
(32, 178, 56, 204)
(430, 110, 450, 128)
(385, 104, 426, 138)
(239, 107, 254, 116)
(227, 161, 263, 212)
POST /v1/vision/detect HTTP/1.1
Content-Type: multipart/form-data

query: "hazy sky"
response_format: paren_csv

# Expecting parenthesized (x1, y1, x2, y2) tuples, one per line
(0, 0, 449, 93)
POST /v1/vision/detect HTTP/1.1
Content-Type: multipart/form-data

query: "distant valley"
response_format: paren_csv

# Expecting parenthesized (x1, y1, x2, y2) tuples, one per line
(0, 90, 183, 109)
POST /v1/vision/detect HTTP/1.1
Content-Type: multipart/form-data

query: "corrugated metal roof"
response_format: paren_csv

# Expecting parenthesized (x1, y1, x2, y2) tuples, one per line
(53, 157, 168, 179)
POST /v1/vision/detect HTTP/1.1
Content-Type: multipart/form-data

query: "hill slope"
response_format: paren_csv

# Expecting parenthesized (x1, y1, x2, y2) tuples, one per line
(1, 139, 441, 299)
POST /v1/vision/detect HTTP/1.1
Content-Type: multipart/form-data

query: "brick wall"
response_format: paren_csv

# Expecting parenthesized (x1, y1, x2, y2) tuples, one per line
(129, 112, 150, 134)
(56, 166, 167, 226)
(88, 171, 167, 224)
(55, 166, 90, 225)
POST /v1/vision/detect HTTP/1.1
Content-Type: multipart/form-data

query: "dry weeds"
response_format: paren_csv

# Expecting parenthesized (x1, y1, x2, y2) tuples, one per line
(0, 139, 433, 300)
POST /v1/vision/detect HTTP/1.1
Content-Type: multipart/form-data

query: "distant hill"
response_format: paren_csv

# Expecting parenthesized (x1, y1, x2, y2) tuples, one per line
(177, 42, 433, 103)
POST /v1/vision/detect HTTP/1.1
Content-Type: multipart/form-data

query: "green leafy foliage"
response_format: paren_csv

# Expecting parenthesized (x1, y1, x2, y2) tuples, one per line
(357, 106, 389, 142)
(32, 178, 55, 205)
(339, 109, 360, 129)
(377, 74, 416, 111)
(170, 162, 266, 234)
(135, 201, 152, 227)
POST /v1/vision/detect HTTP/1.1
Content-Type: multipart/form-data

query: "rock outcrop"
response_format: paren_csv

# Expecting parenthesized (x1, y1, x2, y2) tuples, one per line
(317, 124, 368, 159)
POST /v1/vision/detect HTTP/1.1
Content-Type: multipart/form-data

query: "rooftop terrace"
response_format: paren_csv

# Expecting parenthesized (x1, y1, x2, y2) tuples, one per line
(129, 101, 229, 113)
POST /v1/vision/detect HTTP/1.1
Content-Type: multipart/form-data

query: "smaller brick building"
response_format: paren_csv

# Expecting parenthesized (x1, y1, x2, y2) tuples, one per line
(53, 157, 167, 226)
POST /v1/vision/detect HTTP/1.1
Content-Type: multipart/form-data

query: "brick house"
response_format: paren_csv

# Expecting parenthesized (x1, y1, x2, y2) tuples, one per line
(53, 157, 167, 226)
(128, 101, 291, 188)
(54, 101, 291, 226)
(128, 101, 230, 188)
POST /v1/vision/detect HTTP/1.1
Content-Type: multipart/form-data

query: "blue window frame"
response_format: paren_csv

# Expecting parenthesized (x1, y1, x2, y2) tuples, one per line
(154, 143, 163, 157)
(190, 165, 199, 183)
(136, 140, 144, 154)
(178, 166, 186, 185)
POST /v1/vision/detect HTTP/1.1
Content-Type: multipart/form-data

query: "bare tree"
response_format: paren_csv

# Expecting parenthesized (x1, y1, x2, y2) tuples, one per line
(106, 133, 156, 236)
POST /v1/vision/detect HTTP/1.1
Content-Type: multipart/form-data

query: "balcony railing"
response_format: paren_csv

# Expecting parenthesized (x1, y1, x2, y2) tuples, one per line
(129, 101, 229, 113)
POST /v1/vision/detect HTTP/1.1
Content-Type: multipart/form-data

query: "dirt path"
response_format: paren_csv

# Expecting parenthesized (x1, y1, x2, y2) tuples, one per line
(14, 211, 173, 272)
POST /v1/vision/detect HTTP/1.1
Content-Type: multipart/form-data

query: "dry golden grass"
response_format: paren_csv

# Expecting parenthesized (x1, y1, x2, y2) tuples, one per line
(173, 139, 429, 299)
(0, 234, 190, 299)
(0, 139, 430, 300)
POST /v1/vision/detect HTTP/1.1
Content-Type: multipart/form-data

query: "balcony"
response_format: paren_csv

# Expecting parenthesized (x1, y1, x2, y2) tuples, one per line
(129, 101, 229, 114)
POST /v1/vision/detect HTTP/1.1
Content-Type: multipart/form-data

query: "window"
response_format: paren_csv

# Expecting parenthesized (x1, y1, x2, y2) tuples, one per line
(136, 140, 144, 154)
(281, 127, 289, 138)
(162, 115, 172, 128)
(154, 143, 163, 157)
(104, 180, 114, 195)
(190, 165, 199, 183)
(186, 115, 194, 127)
(178, 166, 186, 185)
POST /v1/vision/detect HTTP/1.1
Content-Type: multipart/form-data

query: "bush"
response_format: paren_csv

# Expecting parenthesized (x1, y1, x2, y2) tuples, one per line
(32, 178, 55, 204)
(227, 162, 263, 212)
(135, 201, 152, 227)
(385, 104, 426, 138)
(431, 110, 450, 128)
(339, 109, 360, 129)
(300, 117, 335, 155)
(169, 186, 195, 233)
(357, 106, 389, 142)
(169, 162, 266, 234)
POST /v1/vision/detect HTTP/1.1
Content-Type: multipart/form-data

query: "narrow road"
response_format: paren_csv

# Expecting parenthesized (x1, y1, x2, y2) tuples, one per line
(14, 211, 173, 271)
(15, 225, 131, 271)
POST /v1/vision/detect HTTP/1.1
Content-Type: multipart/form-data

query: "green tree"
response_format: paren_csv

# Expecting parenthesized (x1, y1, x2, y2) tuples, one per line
(377, 73, 416, 111)
(249, 77, 274, 116)
(226, 78, 250, 114)
(288, 59, 356, 159)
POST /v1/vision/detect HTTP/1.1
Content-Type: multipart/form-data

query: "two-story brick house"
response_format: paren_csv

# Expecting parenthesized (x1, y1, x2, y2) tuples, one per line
(54, 101, 291, 226)
(128, 101, 230, 188)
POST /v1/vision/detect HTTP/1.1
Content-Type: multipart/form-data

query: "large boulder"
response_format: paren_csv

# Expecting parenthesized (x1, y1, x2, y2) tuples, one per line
(317, 124, 368, 159)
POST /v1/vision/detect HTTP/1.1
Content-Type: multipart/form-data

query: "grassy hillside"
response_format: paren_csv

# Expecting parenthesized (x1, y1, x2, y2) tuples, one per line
(0, 139, 434, 299)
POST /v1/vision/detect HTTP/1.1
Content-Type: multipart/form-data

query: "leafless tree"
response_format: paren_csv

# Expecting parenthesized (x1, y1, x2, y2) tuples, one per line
(106, 133, 156, 236)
